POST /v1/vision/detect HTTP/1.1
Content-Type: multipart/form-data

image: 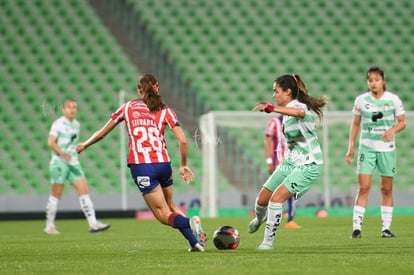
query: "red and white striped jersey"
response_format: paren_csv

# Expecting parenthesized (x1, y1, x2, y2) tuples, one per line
(265, 116, 288, 166)
(111, 99, 180, 165)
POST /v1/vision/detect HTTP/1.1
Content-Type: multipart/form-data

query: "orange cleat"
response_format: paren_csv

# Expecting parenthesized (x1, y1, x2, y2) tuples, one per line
(285, 221, 301, 229)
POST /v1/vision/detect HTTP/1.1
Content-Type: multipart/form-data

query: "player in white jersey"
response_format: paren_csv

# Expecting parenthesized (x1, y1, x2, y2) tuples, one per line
(252, 74, 327, 250)
(346, 67, 406, 238)
(248, 115, 301, 235)
(45, 99, 110, 234)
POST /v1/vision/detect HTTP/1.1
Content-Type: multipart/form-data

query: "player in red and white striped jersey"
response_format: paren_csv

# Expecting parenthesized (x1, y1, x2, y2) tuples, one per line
(110, 98, 177, 164)
(76, 74, 206, 252)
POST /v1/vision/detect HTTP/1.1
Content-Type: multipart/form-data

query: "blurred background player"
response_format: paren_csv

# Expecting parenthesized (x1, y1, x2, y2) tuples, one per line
(252, 74, 326, 250)
(346, 67, 406, 238)
(45, 99, 110, 234)
(248, 115, 300, 234)
(76, 74, 206, 252)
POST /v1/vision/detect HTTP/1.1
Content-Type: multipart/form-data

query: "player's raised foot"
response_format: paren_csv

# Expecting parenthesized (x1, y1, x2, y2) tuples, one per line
(89, 222, 110, 233)
(188, 243, 205, 252)
(350, 229, 361, 239)
(381, 229, 396, 238)
(248, 217, 264, 233)
(285, 221, 301, 229)
(256, 243, 273, 251)
(190, 216, 207, 247)
(44, 226, 60, 235)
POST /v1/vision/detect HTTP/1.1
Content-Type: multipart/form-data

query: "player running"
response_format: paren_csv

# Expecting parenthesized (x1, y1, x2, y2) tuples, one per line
(252, 74, 326, 250)
(76, 74, 206, 252)
(248, 115, 301, 234)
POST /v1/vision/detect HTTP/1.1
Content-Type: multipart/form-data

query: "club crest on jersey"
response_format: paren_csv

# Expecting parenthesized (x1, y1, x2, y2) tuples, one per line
(132, 111, 141, 118)
(383, 103, 390, 112)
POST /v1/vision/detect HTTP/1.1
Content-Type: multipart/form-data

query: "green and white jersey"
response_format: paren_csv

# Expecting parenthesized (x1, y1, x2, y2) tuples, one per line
(352, 91, 405, 152)
(282, 100, 323, 165)
(49, 116, 80, 165)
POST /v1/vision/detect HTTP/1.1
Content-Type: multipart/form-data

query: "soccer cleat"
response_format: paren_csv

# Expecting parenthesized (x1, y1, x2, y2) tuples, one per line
(350, 229, 361, 239)
(285, 221, 301, 229)
(248, 217, 266, 233)
(188, 243, 205, 252)
(256, 243, 273, 251)
(381, 229, 396, 238)
(89, 222, 110, 233)
(190, 216, 207, 247)
(44, 227, 60, 235)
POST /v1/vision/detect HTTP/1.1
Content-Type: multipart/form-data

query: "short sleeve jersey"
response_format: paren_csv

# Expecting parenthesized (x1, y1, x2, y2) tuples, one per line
(265, 116, 288, 166)
(352, 91, 405, 152)
(282, 100, 323, 165)
(111, 99, 179, 165)
(49, 116, 80, 165)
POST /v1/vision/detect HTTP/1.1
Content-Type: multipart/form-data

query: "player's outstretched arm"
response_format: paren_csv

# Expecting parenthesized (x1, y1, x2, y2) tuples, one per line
(77, 119, 117, 153)
(253, 102, 305, 118)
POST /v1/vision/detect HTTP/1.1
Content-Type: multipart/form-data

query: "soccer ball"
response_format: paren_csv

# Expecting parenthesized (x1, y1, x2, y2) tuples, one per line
(213, 226, 240, 250)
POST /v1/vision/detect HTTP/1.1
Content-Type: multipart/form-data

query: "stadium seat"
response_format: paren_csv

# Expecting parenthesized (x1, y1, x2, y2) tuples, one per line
(3, 0, 414, 197)
(0, 0, 205, 195)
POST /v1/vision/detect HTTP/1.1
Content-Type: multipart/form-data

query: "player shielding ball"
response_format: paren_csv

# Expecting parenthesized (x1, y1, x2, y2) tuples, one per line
(248, 115, 301, 235)
(76, 74, 206, 252)
(252, 74, 326, 250)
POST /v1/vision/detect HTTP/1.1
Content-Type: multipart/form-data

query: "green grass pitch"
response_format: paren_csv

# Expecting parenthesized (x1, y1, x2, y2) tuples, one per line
(1, 216, 413, 274)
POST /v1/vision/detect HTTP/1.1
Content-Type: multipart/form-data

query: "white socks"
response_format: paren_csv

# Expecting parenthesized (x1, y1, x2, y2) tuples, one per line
(45, 195, 59, 229)
(262, 202, 283, 246)
(46, 194, 98, 229)
(352, 205, 365, 231)
(381, 206, 393, 231)
(79, 194, 97, 227)
(255, 199, 267, 223)
(353, 205, 393, 232)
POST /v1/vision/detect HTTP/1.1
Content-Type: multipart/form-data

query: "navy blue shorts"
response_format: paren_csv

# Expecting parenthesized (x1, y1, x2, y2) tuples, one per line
(129, 163, 173, 194)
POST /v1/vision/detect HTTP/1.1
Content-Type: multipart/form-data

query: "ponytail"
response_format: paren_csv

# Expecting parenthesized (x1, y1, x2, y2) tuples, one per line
(275, 74, 327, 120)
(137, 74, 166, 112)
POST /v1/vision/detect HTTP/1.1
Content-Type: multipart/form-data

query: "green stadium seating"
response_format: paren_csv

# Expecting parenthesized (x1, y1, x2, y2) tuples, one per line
(126, 0, 414, 191)
(0, 0, 206, 195)
(2, 0, 414, 197)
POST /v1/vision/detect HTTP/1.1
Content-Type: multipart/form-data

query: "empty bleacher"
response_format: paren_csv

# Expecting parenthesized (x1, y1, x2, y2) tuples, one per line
(1, 0, 413, 200)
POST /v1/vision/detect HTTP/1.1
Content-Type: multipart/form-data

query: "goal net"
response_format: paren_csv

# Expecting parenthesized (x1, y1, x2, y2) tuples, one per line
(199, 111, 414, 217)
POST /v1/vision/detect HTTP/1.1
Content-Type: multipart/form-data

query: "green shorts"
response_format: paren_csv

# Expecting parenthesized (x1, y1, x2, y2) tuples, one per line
(50, 160, 85, 184)
(357, 146, 396, 177)
(263, 160, 323, 199)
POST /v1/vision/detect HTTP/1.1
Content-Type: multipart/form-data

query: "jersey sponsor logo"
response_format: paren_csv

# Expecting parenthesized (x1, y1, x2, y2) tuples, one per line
(137, 176, 150, 189)
(371, 112, 383, 122)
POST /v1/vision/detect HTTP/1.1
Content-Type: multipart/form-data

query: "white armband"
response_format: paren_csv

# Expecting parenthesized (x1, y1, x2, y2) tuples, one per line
(266, 158, 273, 165)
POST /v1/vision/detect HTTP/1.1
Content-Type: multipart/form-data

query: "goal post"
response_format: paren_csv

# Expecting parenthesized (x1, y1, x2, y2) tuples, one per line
(199, 111, 288, 217)
(199, 111, 414, 218)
